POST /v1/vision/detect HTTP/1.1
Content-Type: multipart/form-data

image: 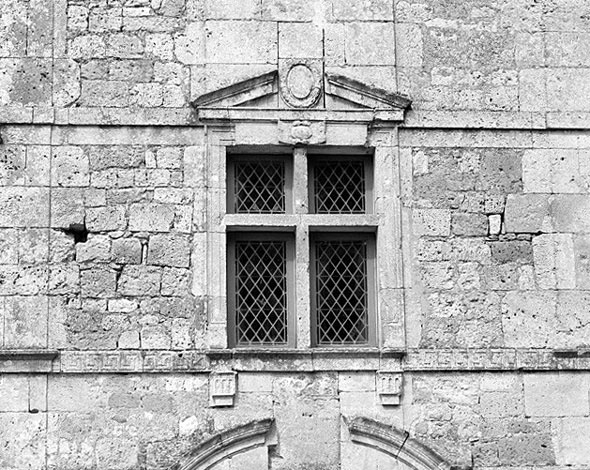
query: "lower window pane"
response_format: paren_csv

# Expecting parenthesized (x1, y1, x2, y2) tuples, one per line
(234, 240, 288, 346)
(314, 239, 369, 345)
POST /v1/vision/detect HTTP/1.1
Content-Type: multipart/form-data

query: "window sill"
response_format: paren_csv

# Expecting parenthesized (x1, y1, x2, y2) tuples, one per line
(206, 348, 405, 372)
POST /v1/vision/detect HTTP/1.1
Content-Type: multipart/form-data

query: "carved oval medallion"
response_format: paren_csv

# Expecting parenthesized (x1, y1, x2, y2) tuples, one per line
(287, 65, 314, 99)
(279, 61, 322, 108)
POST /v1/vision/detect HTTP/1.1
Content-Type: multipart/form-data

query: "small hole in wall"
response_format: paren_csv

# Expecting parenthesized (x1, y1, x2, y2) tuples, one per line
(64, 223, 89, 244)
(29, 408, 39, 414)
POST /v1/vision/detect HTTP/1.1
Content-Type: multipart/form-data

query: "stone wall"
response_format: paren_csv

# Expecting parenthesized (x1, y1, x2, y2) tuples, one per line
(1, 0, 590, 469)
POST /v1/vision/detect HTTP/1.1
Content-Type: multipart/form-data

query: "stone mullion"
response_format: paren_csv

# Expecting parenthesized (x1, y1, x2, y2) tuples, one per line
(293, 147, 311, 348)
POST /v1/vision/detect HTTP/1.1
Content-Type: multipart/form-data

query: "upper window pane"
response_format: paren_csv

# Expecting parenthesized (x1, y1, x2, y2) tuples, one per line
(310, 158, 369, 214)
(229, 157, 287, 214)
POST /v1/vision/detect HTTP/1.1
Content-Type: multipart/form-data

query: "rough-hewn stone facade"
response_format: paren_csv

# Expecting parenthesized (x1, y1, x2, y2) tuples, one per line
(1, 0, 590, 469)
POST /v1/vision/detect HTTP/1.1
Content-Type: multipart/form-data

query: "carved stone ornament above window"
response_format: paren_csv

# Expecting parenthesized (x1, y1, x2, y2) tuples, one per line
(192, 67, 412, 125)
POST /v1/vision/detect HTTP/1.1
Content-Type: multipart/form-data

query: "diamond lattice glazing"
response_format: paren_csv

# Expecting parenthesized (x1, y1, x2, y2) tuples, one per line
(314, 240, 368, 345)
(234, 161, 285, 213)
(235, 241, 288, 345)
(313, 161, 365, 213)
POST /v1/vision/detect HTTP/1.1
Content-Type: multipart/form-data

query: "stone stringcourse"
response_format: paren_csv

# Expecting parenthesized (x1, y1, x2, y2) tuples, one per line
(8, 348, 586, 374)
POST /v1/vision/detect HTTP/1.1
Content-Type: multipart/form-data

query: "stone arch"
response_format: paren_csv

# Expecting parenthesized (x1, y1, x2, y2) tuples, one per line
(346, 417, 456, 470)
(178, 419, 274, 470)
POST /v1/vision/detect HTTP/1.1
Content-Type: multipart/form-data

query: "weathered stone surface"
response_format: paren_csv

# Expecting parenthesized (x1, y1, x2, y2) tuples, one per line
(504, 194, 552, 233)
(206, 21, 276, 64)
(553, 417, 590, 465)
(147, 234, 191, 267)
(80, 267, 117, 298)
(0, 187, 49, 227)
(532, 234, 575, 289)
(524, 373, 590, 417)
(117, 265, 161, 296)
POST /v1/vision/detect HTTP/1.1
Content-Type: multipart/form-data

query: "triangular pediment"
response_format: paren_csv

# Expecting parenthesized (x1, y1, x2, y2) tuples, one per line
(192, 64, 411, 123)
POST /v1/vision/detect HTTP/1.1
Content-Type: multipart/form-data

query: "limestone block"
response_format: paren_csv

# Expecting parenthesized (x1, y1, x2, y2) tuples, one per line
(480, 391, 524, 418)
(490, 240, 532, 264)
(128, 203, 175, 232)
(174, 22, 205, 65)
(147, 234, 191, 267)
(519, 69, 546, 112)
(54, 59, 81, 107)
(105, 33, 144, 59)
(504, 194, 552, 233)
(18, 228, 49, 263)
(497, 433, 555, 465)
(420, 262, 455, 290)
(130, 83, 164, 107)
(0, 187, 49, 227)
(111, 238, 142, 264)
(118, 265, 161, 296)
(0, 413, 46, 470)
(156, 0, 185, 17)
(0, 229, 18, 264)
(141, 325, 171, 349)
(523, 149, 584, 193)
(51, 188, 84, 228)
(396, 23, 423, 67)
(28, 376, 47, 412)
(488, 214, 502, 236)
(0, 0, 27, 57)
(324, 24, 345, 66)
(4, 58, 52, 106)
(533, 234, 575, 289)
(546, 32, 590, 67)
(339, 372, 376, 392)
(161, 267, 190, 296)
(80, 267, 117, 298)
(109, 298, 138, 313)
(86, 206, 127, 232)
(50, 146, 88, 187)
(89, 7, 123, 32)
(502, 291, 557, 347)
(96, 438, 138, 469)
(206, 21, 277, 64)
(69, 34, 106, 59)
(156, 147, 183, 169)
(553, 417, 590, 465)
(574, 235, 590, 289)
(552, 195, 590, 232)
(345, 23, 395, 66)
(49, 263, 81, 295)
(88, 146, 144, 171)
(515, 32, 545, 67)
(547, 69, 590, 112)
(0, 376, 29, 411)
(118, 330, 140, 348)
(331, 0, 392, 20)
(279, 23, 323, 59)
(206, 0, 260, 19)
(524, 373, 590, 417)
(76, 234, 111, 263)
(413, 208, 451, 236)
(79, 80, 131, 107)
(260, 0, 314, 21)
(451, 212, 488, 236)
(68, 5, 89, 31)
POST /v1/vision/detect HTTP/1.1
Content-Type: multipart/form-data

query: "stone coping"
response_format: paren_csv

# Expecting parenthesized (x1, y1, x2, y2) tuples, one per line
(2, 107, 590, 130)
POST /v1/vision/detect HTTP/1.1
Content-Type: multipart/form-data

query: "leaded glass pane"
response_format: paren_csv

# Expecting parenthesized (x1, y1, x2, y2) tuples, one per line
(234, 161, 285, 213)
(313, 161, 365, 213)
(314, 240, 368, 345)
(235, 240, 288, 345)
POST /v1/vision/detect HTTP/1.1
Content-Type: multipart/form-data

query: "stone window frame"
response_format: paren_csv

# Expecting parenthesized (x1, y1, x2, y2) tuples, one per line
(202, 121, 406, 354)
